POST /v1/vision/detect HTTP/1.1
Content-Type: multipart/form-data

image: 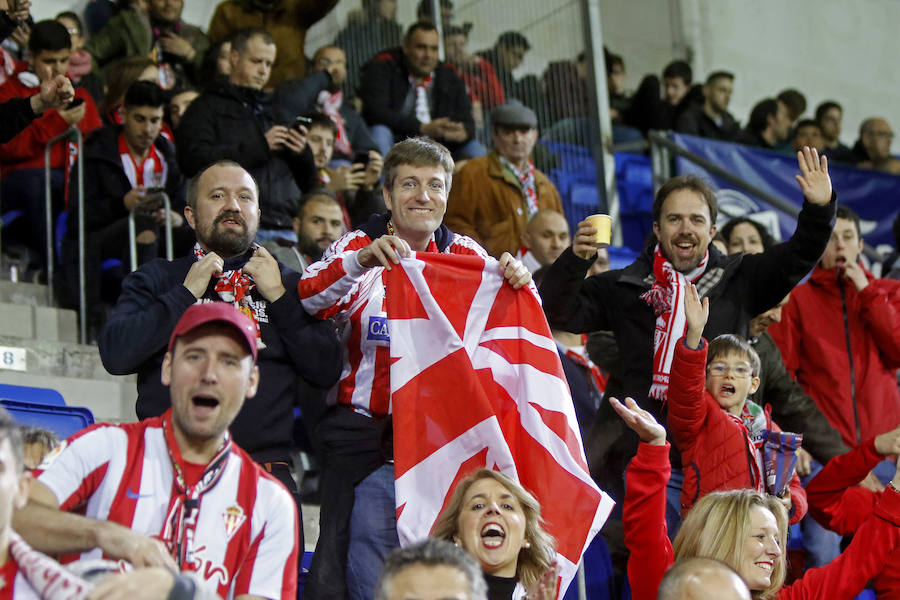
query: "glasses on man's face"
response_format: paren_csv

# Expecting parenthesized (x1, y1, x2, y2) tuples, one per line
(707, 362, 753, 378)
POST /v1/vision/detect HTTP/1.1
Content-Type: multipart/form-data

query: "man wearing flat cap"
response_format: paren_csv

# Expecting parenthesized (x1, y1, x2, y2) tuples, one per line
(445, 102, 563, 258)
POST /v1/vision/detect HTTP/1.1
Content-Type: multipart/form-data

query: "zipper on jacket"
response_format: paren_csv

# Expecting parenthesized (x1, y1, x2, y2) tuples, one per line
(838, 275, 861, 445)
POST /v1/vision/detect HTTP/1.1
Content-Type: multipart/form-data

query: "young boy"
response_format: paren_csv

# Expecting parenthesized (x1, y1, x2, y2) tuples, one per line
(666, 283, 807, 524)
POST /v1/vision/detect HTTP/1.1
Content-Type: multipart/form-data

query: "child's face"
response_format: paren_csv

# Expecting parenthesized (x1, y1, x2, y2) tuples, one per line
(705, 351, 760, 416)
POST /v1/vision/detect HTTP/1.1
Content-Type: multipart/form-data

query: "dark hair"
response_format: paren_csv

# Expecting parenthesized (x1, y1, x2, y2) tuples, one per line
(29, 20, 72, 55)
(230, 27, 275, 54)
(296, 188, 339, 219)
(814, 100, 842, 125)
(186, 160, 259, 211)
(719, 217, 775, 252)
(124, 80, 165, 109)
(443, 24, 468, 38)
(652, 175, 718, 225)
(416, 0, 453, 17)
(497, 30, 530, 51)
(304, 112, 337, 135)
(383, 137, 454, 191)
(604, 47, 624, 76)
(794, 118, 820, 132)
(747, 98, 778, 134)
(836, 205, 861, 238)
(55, 11, 84, 35)
(777, 89, 806, 121)
(375, 538, 486, 600)
(708, 334, 761, 376)
(705, 70, 734, 86)
(0, 408, 24, 473)
(662, 60, 692, 85)
(404, 21, 438, 43)
(100, 56, 157, 116)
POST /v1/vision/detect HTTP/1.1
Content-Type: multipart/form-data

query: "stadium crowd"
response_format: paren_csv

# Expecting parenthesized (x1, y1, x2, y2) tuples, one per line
(1, 0, 900, 599)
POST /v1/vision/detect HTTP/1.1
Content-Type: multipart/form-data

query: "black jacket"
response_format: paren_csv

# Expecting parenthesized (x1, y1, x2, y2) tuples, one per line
(175, 81, 317, 230)
(98, 251, 342, 461)
(675, 104, 740, 142)
(275, 70, 378, 159)
(540, 195, 836, 489)
(0, 96, 36, 144)
(359, 47, 474, 150)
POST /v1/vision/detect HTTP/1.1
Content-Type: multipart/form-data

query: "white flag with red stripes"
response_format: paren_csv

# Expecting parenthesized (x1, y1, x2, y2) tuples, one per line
(386, 252, 615, 595)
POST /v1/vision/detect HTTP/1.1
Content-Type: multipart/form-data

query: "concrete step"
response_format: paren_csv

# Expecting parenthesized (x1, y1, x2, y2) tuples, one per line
(0, 335, 129, 381)
(0, 280, 50, 307)
(0, 303, 78, 343)
(0, 371, 136, 423)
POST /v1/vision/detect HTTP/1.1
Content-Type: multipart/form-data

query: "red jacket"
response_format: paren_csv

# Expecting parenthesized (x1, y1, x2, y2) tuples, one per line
(666, 338, 806, 524)
(769, 265, 900, 446)
(806, 438, 900, 599)
(0, 73, 101, 174)
(624, 440, 900, 600)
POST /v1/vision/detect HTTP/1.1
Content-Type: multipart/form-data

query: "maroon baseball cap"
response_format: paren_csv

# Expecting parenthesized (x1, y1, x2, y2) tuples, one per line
(168, 303, 258, 360)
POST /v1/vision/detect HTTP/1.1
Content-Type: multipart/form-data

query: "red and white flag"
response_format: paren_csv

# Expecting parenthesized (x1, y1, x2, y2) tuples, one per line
(386, 252, 615, 595)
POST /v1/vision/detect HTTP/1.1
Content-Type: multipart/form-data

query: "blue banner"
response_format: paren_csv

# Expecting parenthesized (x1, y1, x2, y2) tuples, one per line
(672, 133, 900, 250)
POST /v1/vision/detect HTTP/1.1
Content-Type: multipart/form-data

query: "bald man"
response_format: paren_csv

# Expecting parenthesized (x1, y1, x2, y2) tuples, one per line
(657, 558, 751, 600)
(520, 209, 570, 272)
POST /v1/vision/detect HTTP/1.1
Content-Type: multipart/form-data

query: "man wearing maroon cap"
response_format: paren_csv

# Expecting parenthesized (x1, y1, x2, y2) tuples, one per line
(14, 303, 300, 600)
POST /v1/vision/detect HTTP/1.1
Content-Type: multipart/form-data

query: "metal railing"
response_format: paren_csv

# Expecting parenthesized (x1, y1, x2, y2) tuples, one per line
(44, 127, 85, 342)
(128, 194, 175, 272)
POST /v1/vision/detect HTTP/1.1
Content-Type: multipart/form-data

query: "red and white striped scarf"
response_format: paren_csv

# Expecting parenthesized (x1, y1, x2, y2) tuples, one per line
(316, 89, 352, 156)
(192, 243, 262, 343)
(641, 244, 708, 401)
(7, 531, 92, 600)
(499, 156, 539, 217)
(118, 131, 166, 189)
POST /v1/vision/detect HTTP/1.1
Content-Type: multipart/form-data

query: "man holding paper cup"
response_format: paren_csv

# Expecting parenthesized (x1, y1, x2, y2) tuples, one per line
(538, 148, 836, 568)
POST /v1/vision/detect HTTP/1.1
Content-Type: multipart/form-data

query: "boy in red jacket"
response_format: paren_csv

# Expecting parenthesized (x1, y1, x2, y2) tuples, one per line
(666, 283, 807, 525)
(0, 19, 101, 272)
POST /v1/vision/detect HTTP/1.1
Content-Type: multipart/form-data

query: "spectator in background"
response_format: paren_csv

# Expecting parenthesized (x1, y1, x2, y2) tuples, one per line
(676, 71, 739, 141)
(264, 189, 346, 272)
(542, 53, 588, 134)
(19, 425, 58, 469)
(656, 558, 751, 600)
(657, 59, 696, 130)
(333, 0, 401, 97)
(519, 209, 570, 273)
(476, 31, 530, 103)
(167, 86, 198, 130)
(207, 0, 338, 87)
(360, 22, 481, 159)
(55, 11, 103, 103)
(605, 48, 629, 124)
(376, 539, 488, 600)
(97, 55, 159, 124)
(855, 117, 900, 174)
(416, 0, 453, 26)
(445, 103, 562, 258)
(59, 80, 188, 320)
(304, 112, 385, 227)
(177, 27, 317, 241)
(816, 100, 852, 161)
(444, 23, 505, 134)
(776, 89, 806, 125)
(0, 73, 74, 144)
(791, 118, 824, 154)
(735, 97, 791, 150)
(276, 44, 379, 163)
(0, 20, 102, 275)
(197, 38, 231, 90)
(86, 0, 208, 90)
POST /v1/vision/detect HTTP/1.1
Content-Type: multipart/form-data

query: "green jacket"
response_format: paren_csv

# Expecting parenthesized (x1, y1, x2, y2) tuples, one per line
(86, 8, 208, 84)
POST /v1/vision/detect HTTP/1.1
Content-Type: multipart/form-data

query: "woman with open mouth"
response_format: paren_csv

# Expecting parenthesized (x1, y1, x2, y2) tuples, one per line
(432, 469, 558, 600)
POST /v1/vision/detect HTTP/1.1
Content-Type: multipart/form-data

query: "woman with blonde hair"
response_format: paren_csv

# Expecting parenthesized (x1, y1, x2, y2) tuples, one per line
(432, 468, 559, 599)
(613, 395, 900, 600)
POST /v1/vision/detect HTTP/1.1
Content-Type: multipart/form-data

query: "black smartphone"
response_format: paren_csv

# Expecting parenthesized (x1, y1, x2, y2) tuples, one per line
(293, 116, 312, 129)
(66, 97, 84, 109)
(352, 150, 371, 166)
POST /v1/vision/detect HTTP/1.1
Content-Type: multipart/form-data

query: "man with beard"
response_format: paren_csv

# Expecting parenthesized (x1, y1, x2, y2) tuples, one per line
(276, 44, 379, 163)
(675, 71, 739, 142)
(98, 160, 342, 550)
(176, 27, 317, 242)
(539, 147, 835, 584)
(265, 189, 346, 272)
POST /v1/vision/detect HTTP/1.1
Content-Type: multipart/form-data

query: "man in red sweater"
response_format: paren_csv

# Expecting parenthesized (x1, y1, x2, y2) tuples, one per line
(0, 19, 101, 273)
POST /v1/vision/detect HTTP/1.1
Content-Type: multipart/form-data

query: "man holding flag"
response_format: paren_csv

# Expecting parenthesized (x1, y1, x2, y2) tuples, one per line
(299, 137, 610, 600)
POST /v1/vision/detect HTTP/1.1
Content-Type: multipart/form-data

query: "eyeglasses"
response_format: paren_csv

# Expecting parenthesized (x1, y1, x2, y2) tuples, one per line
(707, 362, 753, 378)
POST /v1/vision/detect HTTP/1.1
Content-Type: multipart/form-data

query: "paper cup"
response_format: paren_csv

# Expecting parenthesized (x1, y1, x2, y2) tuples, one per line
(586, 214, 611, 248)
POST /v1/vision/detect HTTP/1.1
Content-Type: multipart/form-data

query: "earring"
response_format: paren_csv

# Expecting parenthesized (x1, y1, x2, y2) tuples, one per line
(524, 541, 531, 549)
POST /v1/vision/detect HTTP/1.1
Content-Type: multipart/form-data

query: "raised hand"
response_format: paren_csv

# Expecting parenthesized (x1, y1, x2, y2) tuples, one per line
(242, 245, 285, 301)
(795, 146, 832, 205)
(183, 251, 222, 298)
(572, 219, 600, 261)
(498, 252, 531, 289)
(525, 562, 560, 600)
(32, 74, 74, 114)
(357, 235, 411, 270)
(684, 282, 709, 349)
(610, 396, 666, 445)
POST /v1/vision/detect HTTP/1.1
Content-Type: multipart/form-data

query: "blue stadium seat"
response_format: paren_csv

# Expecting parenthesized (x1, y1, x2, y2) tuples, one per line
(606, 246, 638, 271)
(0, 399, 94, 438)
(0, 383, 66, 406)
(298, 550, 314, 597)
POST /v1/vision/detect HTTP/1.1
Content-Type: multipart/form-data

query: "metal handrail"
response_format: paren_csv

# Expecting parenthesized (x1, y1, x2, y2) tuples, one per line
(44, 126, 86, 343)
(127, 192, 174, 272)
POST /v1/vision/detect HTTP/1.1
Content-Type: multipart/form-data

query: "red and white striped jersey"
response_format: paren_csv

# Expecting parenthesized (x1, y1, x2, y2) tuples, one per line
(0, 560, 39, 600)
(298, 229, 487, 417)
(37, 416, 298, 600)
